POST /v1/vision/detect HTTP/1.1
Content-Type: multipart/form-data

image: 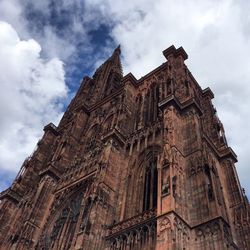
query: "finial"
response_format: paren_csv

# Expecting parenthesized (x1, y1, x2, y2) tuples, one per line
(113, 44, 121, 55)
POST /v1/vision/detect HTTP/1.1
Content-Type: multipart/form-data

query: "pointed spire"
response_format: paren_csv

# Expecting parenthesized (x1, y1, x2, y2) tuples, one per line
(93, 45, 123, 78)
(113, 44, 121, 56)
(110, 44, 123, 76)
(91, 45, 123, 99)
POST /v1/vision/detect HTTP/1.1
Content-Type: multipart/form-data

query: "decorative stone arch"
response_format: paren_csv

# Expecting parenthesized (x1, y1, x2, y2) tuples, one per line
(134, 94, 143, 130)
(102, 68, 123, 98)
(85, 123, 102, 137)
(102, 113, 115, 134)
(36, 179, 93, 250)
(204, 164, 215, 201)
(159, 216, 171, 233)
(143, 82, 159, 126)
(84, 123, 102, 152)
(126, 145, 161, 218)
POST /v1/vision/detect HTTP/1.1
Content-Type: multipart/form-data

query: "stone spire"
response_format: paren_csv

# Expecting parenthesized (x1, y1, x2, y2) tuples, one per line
(92, 45, 123, 98)
(110, 45, 123, 76)
(93, 45, 123, 79)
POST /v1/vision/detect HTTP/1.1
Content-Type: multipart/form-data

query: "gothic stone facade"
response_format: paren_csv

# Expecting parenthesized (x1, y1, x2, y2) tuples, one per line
(0, 45, 249, 250)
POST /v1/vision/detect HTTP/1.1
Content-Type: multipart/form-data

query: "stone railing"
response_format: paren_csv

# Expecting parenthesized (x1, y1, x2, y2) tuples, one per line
(108, 208, 156, 236)
(106, 209, 157, 250)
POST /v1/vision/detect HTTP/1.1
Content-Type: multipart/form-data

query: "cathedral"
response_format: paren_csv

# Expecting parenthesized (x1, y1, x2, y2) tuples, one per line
(0, 45, 249, 250)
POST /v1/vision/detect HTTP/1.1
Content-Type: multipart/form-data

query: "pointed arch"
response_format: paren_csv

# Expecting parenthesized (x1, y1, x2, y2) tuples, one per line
(204, 164, 214, 201)
(125, 146, 161, 218)
(135, 94, 143, 130)
(84, 123, 102, 152)
(37, 179, 93, 250)
(44, 191, 84, 250)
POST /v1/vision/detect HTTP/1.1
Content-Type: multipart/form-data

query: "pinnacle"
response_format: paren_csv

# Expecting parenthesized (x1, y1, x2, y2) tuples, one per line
(113, 44, 121, 55)
(92, 45, 123, 80)
(110, 44, 123, 76)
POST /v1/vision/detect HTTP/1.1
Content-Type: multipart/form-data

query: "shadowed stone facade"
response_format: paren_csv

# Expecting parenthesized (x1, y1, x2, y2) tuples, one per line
(0, 45, 249, 250)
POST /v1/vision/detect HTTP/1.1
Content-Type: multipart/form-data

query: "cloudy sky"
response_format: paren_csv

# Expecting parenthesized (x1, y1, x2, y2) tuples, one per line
(0, 0, 249, 198)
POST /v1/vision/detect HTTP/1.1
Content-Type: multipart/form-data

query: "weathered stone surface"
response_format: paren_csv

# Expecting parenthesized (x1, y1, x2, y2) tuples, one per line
(0, 45, 249, 250)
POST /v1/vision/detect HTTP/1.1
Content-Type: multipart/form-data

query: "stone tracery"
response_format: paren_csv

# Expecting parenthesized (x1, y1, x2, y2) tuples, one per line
(0, 45, 249, 250)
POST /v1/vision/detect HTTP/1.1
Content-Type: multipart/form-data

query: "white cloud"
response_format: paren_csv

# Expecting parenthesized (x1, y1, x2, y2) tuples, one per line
(0, 22, 67, 176)
(0, 0, 24, 33)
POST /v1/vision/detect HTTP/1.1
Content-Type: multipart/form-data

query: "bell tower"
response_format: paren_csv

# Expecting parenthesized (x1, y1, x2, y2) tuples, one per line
(0, 45, 249, 250)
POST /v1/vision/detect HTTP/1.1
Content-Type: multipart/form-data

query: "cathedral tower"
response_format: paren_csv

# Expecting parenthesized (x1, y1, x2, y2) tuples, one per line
(0, 45, 249, 250)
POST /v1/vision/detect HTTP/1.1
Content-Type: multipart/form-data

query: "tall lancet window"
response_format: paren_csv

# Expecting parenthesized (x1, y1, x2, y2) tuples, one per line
(143, 158, 158, 211)
(49, 192, 83, 250)
(204, 164, 214, 201)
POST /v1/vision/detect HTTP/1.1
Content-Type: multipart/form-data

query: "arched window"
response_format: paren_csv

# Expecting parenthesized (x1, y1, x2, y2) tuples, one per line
(125, 148, 160, 219)
(103, 115, 114, 133)
(143, 84, 159, 127)
(143, 158, 158, 211)
(135, 95, 142, 130)
(103, 71, 122, 97)
(80, 197, 92, 235)
(84, 124, 101, 152)
(204, 165, 214, 201)
(49, 192, 83, 249)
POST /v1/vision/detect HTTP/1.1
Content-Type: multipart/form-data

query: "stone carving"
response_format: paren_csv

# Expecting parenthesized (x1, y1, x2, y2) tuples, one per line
(108, 208, 156, 235)
(187, 154, 203, 177)
(107, 209, 156, 250)
(164, 107, 174, 142)
(159, 216, 171, 232)
(1, 46, 249, 250)
(39, 190, 85, 249)
(161, 160, 170, 196)
(162, 176, 170, 195)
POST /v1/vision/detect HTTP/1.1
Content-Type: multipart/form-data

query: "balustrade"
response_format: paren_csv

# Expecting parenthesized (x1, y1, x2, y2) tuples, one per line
(106, 209, 156, 250)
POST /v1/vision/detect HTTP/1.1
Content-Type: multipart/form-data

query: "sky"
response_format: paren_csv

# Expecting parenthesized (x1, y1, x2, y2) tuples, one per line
(0, 0, 249, 198)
